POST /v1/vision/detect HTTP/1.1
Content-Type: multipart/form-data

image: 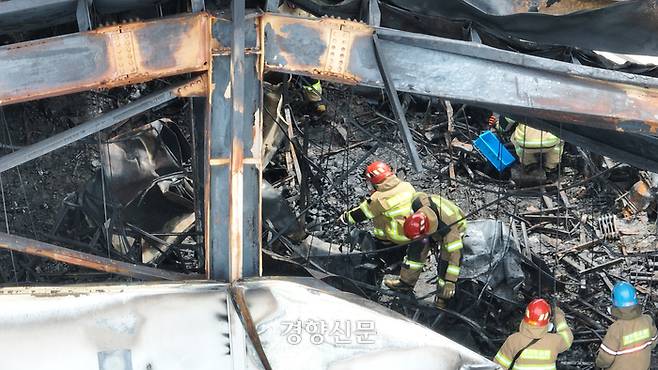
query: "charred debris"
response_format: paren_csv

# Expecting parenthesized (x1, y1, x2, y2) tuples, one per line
(0, 0, 657, 369)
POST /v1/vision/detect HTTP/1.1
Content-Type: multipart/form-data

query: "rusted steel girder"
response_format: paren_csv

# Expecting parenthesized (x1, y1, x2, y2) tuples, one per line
(205, 14, 263, 281)
(0, 13, 210, 106)
(262, 14, 658, 134)
(0, 232, 197, 281)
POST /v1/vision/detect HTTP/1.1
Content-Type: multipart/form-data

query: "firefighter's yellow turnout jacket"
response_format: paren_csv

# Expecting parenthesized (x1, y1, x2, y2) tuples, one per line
(407, 193, 466, 284)
(595, 305, 658, 370)
(342, 175, 416, 244)
(494, 307, 573, 370)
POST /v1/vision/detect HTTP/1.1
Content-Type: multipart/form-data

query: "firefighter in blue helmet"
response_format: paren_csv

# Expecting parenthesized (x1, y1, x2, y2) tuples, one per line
(596, 281, 658, 370)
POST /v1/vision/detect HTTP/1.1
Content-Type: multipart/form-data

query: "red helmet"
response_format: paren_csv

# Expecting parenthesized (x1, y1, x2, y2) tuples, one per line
(364, 161, 393, 185)
(523, 299, 551, 327)
(404, 212, 429, 239)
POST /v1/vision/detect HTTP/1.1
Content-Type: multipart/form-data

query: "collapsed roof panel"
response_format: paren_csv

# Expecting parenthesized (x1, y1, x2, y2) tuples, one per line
(0, 278, 498, 369)
(382, 0, 658, 55)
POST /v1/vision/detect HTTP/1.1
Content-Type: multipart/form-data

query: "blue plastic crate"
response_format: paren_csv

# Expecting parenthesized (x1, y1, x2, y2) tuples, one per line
(473, 131, 516, 172)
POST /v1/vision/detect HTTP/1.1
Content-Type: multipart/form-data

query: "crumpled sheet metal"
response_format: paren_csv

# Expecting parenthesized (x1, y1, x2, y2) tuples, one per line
(381, 0, 658, 55)
(78, 118, 194, 263)
(462, 220, 525, 300)
(0, 278, 497, 370)
(101, 118, 190, 207)
(237, 278, 498, 370)
(0, 282, 232, 370)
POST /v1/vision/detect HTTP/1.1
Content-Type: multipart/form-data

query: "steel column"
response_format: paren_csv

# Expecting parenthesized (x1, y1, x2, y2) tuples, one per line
(206, 13, 262, 281)
(0, 13, 210, 106)
(262, 14, 658, 134)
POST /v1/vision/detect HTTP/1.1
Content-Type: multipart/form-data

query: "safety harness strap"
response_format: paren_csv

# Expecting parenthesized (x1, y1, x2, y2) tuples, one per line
(509, 338, 541, 370)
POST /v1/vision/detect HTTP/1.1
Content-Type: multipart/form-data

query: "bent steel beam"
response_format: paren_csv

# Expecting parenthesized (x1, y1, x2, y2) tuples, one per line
(0, 232, 196, 280)
(0, 77, 206, 174)
(0, 13, 210, 106)
(262, 14, 658, 134)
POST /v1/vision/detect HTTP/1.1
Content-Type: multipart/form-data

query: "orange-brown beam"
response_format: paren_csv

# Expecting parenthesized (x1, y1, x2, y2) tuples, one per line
(0, 232, 199, 281)
(0, 13, 210, 106)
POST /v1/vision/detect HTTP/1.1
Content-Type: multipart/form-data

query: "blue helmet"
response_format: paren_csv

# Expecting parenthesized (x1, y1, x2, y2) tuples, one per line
(612, 281, 638, 308)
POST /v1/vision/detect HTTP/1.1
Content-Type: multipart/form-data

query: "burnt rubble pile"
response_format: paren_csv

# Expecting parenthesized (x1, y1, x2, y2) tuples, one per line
(261, 83, 658, 368)
(0, 79, 201, 283)
(0, 67, 655, 370)
(0, 1, 658, 368)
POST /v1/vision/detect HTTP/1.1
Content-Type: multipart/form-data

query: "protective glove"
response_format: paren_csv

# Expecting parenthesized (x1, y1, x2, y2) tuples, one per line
(553, 306, 565, 320)
(338, 213, 349, 226)
(438, 281, 456, 300)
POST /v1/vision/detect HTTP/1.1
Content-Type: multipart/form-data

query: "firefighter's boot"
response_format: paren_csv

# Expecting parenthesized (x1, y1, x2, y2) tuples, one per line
(435, 297, 448, 309)
(384, 267, 421, 292)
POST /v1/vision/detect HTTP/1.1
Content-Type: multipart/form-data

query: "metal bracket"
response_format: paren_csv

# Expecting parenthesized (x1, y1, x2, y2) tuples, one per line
(191, 0, 205, 12)
(325, 28, 350, 76)
(76, 0, 92, 31)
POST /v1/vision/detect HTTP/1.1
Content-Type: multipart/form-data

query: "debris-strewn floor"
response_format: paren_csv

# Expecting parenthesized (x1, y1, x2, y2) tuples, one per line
(268, 83, 658, 369)
(0, 79, 197, 284)
(0, 76, 656, 369)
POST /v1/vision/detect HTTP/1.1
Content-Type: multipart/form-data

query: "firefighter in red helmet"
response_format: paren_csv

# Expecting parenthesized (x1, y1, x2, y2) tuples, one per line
(384, 192, 466, 308)
(494, 299, 573, 370)
(339, 161, 416, 245)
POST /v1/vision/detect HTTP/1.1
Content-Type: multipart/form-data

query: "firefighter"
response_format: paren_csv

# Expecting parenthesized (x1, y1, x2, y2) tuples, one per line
(494, 298, 573, 370)
(384, 192, 466, 308)
(511, 122, 564, 174)
(595, 281, 658, 370)
(278, 1, 326, 113)
(339, 160, 416, 246)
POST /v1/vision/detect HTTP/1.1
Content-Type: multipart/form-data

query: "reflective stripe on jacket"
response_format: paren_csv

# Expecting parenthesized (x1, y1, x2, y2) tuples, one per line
(595, 305, 658, 370)
(494, 307, 573, 370)
(411, 193, 466, 282)
(513, 124, 560, 149)
(344, 176, 416, 244)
